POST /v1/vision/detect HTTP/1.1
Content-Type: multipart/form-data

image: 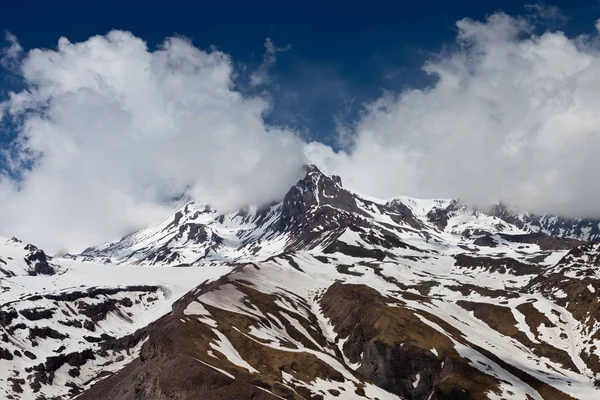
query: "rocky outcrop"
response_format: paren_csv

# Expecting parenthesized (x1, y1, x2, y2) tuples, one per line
(24, 245, 55, 276)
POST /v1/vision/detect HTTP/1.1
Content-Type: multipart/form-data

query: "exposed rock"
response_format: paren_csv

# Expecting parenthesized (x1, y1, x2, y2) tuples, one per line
(20, 308, 54, 321)
(0, 346, 14, 360)
(24, 245, 55, 276)
(454, 254, 541, 276)
(0, 309, 18, 326)
(28, 326, 68, 341)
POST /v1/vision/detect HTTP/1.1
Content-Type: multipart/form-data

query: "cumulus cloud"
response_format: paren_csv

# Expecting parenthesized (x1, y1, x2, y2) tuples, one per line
(0, 31, 305, 252)
(4, 11, 600, 253)
(307, 12, 600, 218)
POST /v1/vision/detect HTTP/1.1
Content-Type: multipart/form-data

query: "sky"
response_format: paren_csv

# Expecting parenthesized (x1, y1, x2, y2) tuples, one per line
(2, 0, 600, 252)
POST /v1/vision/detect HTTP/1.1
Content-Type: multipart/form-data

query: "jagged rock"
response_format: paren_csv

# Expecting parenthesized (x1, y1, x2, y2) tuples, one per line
(24, 245, 55, 276)
(0, 309, 18, 326)
(83, 320, 95, 332)
(28, 326, 68, 341)
(20, 308, 54, 321)
(0, 346, 14, 360)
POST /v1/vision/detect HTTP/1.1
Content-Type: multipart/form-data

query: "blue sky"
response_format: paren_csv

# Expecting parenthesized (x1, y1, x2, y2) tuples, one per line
(2, 0, 599, 144)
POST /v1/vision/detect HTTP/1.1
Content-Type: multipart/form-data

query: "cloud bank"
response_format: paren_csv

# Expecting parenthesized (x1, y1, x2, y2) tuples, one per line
(3, 11, 600, 252)
(0, 31, 305, 252)
(308, 12, 600, 218)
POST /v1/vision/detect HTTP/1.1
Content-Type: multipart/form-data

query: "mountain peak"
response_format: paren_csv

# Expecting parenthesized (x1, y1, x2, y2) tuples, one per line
(301, 164, 342, 186)
(302, 163, 322, 174)
(280, 164, 356, 229)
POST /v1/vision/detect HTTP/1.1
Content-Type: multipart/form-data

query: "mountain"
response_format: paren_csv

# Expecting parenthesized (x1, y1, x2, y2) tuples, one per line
(491, 204, 600, 243)
(0, 238, 231, 400)
(2, 165, 600, 399)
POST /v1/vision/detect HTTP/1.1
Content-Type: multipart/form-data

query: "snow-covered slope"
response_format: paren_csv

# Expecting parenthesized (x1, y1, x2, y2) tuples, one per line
(2, 165, 600, 399)
(0, 237, 57, 278)
(72, 165, 589, 268)
(492, 204, 600, 242)
(0, 247, 231, 399)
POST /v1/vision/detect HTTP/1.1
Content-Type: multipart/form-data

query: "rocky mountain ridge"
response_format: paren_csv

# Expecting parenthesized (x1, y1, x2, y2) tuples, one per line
(72, 165, 598, 267)
(1, 165, 600, 399)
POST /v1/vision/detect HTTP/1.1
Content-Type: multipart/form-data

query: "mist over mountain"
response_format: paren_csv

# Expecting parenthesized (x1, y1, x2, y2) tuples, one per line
(3, 10, 600, 252)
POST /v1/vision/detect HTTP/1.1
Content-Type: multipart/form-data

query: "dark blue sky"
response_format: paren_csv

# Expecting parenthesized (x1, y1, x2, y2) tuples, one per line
(1, 0, 599, 144)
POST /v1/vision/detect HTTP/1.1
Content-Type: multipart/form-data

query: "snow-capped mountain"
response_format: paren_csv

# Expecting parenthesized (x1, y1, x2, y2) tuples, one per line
(491, 204, 600, 242)
(2, 165, 600, 399)
(71, 165, 592, 267)
(0, 236, 231, 400)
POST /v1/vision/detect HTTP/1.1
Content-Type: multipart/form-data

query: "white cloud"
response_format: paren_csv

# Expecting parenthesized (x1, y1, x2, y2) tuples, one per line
(0, 31, 305, 252)
(4, 12, 600, 253)
(307, 12, 600, 218)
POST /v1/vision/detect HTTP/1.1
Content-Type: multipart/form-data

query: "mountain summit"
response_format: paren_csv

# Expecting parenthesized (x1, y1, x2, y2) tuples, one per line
(1, 167, 600, 399)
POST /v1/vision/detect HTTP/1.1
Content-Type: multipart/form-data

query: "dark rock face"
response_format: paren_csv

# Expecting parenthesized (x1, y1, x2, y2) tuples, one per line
(252, 167, 348, 254)
(319, 282, 503, 399)
(54, 345, 66, 353)
(59, 319, 82, 328)
(324, 240, 388, 260)
(426, 201, 460, 231)
(20, 308, 54, 321)
(279, 164, 362, 231)
(8, 377, 25, 394)
(78, 300, 119, 323)
(41, 286, 159, 302)
(0, 309, 18, 326)
(77, 295, 140, 323)
(24, 245, 55, 276)
(359, 341, 450, 399)
(30, 349, 96, 391)
(29, 326, 68, 341)
(83, 320, 95, 332)
(0, 262, 16, 278)
(84, 333, 116, 343)
(0, 346, 14, 360)
(453, 254, 542, 276)
(472, 235, 497, 247)
(331, 175, 343, 186)
(386, 200, 420, 227)
(274, 165, 407, 255)
(7, 323, 26, 335)
(497, 232, 588, 251)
